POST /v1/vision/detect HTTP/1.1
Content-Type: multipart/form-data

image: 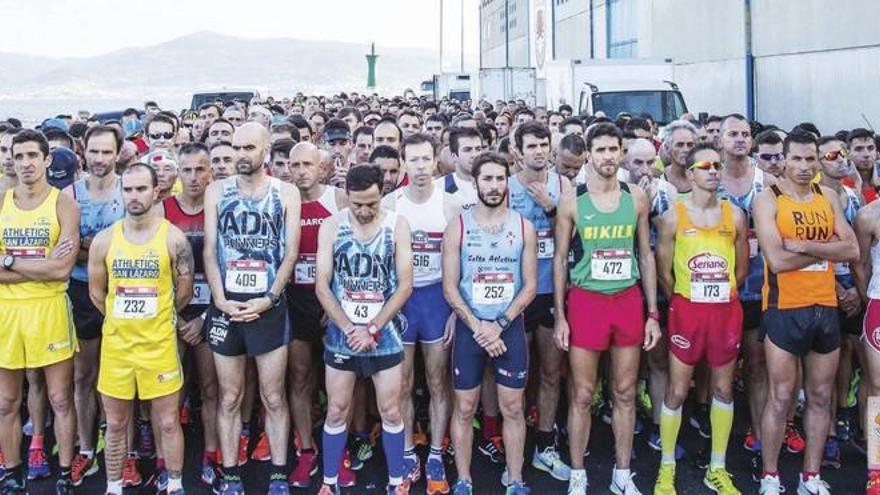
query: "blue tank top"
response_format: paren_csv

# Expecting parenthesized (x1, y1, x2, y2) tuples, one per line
(508, 172, 561, 295)
(834, 185, 861, 289)
(326, 210, 405, 357)
(215, 177, 286, 301)
(459, 209, 526, 320)
(718, 168, 764, 302)
(71, 177, 124, 282)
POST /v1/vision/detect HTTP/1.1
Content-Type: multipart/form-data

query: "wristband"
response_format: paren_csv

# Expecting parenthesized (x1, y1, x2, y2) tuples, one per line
(648, 310, 660, 322)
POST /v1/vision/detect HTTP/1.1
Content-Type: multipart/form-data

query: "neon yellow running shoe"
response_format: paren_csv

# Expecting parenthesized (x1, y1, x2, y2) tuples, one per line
(704, 467, 741, 495)
(654, 463, 677, 495)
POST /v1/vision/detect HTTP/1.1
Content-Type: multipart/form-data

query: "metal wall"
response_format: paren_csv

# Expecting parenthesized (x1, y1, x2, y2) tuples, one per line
(480, 0, 531, 68)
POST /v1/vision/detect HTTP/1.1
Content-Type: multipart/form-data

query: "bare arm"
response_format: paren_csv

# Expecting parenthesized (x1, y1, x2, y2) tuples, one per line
(552, 188, 576, 315)
(632, 186, 658, 313)
(268, 182, 301, 295)
(654, 208, 677, 300)
(202, 183, 225, 305)
(87, 228, 111, 315)
(370, 215, 414, 329)
(314, 216, 354, 331)
(168, 225, 194, 312)
(732, 205, 750, 287)
(853, 206, 878, 301)
(442, 217, 481, 331)
(11, 193, 80, 282)
(793, 186, 859, 263)
(503, 219, 537, 321)
(753, 190, 820, 273)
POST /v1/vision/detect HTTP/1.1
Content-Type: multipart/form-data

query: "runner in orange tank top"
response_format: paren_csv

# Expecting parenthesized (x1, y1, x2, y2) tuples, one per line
(752, 132, 858, 495)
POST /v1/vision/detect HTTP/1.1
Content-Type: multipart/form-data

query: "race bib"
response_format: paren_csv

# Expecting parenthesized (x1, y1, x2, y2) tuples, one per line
(191, 274, 211, 305)
(113, 286, 158, 319)
(225, 260, 268, 293)
(294, 254, 317, 285)
(342, 291, 384, 325)
(412, 232, 443, 275)
(690, 272, 731, 303)
(834, 261, 851, 276)
(590, 249, 632, 281)
(799, 260, 829, 272)
(536, 229, 554, 260)
(472, 272, 515, 306)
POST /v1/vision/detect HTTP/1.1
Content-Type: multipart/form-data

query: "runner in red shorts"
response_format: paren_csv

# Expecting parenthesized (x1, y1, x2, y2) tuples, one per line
(652, 144, 749, 494)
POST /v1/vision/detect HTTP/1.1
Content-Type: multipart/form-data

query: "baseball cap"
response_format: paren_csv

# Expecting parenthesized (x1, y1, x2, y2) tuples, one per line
(143, 150, 178, 169)
(41, 118, 69, 133)
(47, 147, 79, 190)
(323, 125, 352, 143)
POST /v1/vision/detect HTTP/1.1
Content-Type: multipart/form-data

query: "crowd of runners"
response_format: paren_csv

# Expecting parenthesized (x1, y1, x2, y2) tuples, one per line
(1, 92, 880, 495)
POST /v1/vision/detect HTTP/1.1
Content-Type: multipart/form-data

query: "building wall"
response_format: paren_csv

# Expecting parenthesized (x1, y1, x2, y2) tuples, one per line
(480, 0, 531, 68)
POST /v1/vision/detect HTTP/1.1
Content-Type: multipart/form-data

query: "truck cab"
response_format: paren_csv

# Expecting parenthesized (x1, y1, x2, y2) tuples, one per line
(578, 80, 687, 124)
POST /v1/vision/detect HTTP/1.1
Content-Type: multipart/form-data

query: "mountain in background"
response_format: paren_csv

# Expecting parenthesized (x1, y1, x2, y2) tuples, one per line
(0, 31, 439, 120)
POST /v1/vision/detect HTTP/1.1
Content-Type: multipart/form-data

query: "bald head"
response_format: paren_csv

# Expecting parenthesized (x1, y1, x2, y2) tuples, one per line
(231, 122, 270, 175)
(290, 141, 320, 164)
(289, 141, 325, 191)
(624, 138, 658, 184)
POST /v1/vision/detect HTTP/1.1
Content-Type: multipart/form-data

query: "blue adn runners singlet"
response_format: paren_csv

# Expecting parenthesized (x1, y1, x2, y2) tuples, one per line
(71, 177, 124, 282)
(215, 177, 286, 301)
(508, 172, 562, 295)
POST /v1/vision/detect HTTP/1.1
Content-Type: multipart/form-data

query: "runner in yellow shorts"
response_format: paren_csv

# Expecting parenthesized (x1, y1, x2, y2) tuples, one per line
(0, 130, 81, 493)
(88, 163, 194, 495)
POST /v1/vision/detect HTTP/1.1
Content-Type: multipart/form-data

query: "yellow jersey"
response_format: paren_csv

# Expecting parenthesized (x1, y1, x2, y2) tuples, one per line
(103, 219, 176, 345)
(672, 199, 737, 302)
(0, 187, 64, 299)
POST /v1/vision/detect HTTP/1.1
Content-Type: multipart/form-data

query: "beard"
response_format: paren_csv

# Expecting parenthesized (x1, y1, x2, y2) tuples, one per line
(477, 188, 507, 208)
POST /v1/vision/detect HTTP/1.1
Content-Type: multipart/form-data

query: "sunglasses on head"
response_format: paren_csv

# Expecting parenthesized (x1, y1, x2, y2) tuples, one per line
(758, 152, 783, 162)
(823, 148, 848, 161)
(689, 160, 724, 171)
(149, 132, 175, 140)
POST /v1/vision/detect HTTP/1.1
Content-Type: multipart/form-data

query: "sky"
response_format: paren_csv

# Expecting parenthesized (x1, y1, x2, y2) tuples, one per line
(0, 0, 479, 69)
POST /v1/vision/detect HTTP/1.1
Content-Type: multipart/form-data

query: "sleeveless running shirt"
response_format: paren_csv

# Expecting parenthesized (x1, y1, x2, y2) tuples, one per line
(294, 186, 339, 289)
(570, 183, 640, 295)
(164, 196, 209, 315)
(387, 184, 448, 288)
(328, 210, 404, 356)
(458, 209, 526, 321)
(672, 200, 737, 302)
(833, 185, 860, 286)
(0, 188, 64, 299)
(438, 173, 477, 211)
(718, 167, 764, 302)
(71, 177, 124, 282)
(762, 183, 837, 310)
(103, 220, 176, 345)
(215, 177, 286, 301)
(508, 172, 562, 295)
(866, 227, 880, 300)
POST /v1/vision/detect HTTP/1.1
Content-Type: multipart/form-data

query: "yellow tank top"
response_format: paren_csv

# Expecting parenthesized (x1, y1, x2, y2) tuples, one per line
(762, 183, 837, 310)
(103, 219, 176, 344)
(0, 187, 64, 299)
(672, 199, 737, 302)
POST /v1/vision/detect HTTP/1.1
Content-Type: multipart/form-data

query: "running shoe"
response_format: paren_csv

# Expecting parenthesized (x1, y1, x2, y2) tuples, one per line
(200, 459, 218, 486)
(704, 467, 740, 494)
(654, 464, 676, 495)
(866, 470, 880, 495)
(350, 435, 374, 464)
(689, 404, 711, 439)
(835, 409, 852, 442)
(758, 474, 782, 495)
(1, 476, 25, 494)
(217, 479, 245, 495)
(505, 481, 531, 495)
(425, 456, 450, 495)
(531, 445, 571, 481)
(525, 404, 538, 428)
(237, 430, 249, 466)
(96, 422, 106, 454)
(647, 431, 685, 460)
(609, 471, 642, 495)
(338, 450, 357, 487)
(785, 423, 806, 454)
(601, 401, 613, 425)
(821, 438, 840, 469)
(22, 419, 33, 437)
(288, 450, 318, 488)
(388, 480, 411, 495)
(137, 420, 156, 459)
(55, 477, 74, 495)
(317, 484, 342, 495)
(848, 369, 861, 408)
(27, 448, 50, 480)
(268, 479, 290, 494)
(168, 490, 185, 495)
(179, 396, 191, 426)
(250, 431, 271, 462)
(567, 470, 588, 495)
(478, 435, 505, 464)
(0, 449, 6, 481)
(750, 452, 762, 483)
(70, 453, 99, 486)
(122, 454, 142, 487)
(451, 479, 473, 495)
(402, 454, 421, 483)
(743, 426, 760, 452)
(797, 473, 830, 495)
(636, 380, 652, 417)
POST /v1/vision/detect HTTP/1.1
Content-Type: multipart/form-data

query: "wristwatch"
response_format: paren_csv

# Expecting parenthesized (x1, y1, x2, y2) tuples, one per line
(496, 314, 511, 331)
(265, 290, 281, 307)
(367, 322, 382, 341)
(2, 255, 14, 271)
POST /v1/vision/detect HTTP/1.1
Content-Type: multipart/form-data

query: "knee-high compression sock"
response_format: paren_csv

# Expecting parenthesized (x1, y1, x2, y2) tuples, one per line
(382, 422, 405, 486)
(322, 422, 347, 486)
(660, 403, 682, 465)
(710, 398, 734, 470)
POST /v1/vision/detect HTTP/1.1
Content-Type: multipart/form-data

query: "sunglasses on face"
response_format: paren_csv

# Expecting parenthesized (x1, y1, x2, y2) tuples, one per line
(149, 132, 175, 140)
(689, 161, 724, 171)
(823, 149, 848, 161)
(758, 152, 783, 162)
